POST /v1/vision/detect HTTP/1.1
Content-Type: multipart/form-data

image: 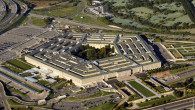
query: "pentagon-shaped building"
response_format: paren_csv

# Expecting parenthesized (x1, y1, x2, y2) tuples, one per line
(25, 33, 161, 86)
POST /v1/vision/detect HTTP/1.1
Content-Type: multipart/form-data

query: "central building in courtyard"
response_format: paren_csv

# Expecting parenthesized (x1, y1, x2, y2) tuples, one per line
(25, 33, 161, 86)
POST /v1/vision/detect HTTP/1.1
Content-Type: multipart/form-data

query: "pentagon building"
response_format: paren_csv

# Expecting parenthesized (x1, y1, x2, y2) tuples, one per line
(25, 33, 161, 86)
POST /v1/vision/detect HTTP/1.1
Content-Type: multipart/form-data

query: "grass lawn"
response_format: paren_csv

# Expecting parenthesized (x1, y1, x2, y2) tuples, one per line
(33, 75, 41, 79)
(55, 82, 66, 90)
(20, 72, 33, 77)
(8, 88, 27, 97)
(37, 80, 50, 86)
(128, 81, 155, 97)
(24, 83, 42, 93)
(170, 66, 195, 74)
(3, 64, 23, 73)
(31, 18, 46, 26)
(73, 13, 107, 26)
(7, 99, 22, 105)
(88, 102, 117, 110)
(169, 49, 182, 58)
(32, 2, 78, 18)
(137, 95, 176, 108)
(6, 59, 33, 70)
(164, 44, 172, 48)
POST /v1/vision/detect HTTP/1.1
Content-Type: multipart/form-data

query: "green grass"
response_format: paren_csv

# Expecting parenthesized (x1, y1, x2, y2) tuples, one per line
(31, 18, 46, 26)
(164, 44, 172, 48)
(169, 49, 182, 58)
(32, 3, 78, 18)
(8, 88, 27, 97)
(185, 48, 193, 50)
(88, 102, 117, 110)
(73, 13, 106, 26)
(20, 72, 33, 77)
(33, 75, 41, 79)
(154, 86, 166, 93)
(37, 80, 50, 86)
(3, 64, 23, 73)
(170, 66, 195, 74)
(112, 17, 148, 28)
(130, 7, 154, 18)
(128, 81, 155, 97)
(6, 59, 33, 70)
(55, 82, 66, 90)
(24, 84, 42, 93)
(7, 99, 22, 105)
(137, 95, 176, 108)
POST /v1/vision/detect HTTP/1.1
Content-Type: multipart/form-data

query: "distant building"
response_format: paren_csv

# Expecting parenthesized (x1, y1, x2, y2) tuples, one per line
(92, 0, 102, 5)
(88, 6, 113, 17)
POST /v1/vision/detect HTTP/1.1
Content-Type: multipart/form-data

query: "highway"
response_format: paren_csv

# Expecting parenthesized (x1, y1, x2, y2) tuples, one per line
(0, 82, 11, 110)
(0, 0, 28, 33)
(146, 97, 195, 110)
(0, 0, 17, 26)
(0, 0, 6, 21)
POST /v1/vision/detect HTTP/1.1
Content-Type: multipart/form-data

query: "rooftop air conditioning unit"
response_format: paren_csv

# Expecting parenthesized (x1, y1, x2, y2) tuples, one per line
(66, 68, 70, 71)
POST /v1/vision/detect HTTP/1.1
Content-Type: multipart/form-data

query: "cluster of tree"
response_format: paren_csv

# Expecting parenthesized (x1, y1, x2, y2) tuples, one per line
(115, 102, 132, 110)
(86, 0, 92, 5)
(171, 78, 194, 88)
(147, 64, 188, 74)
(69, 0, 80, 6)
(180, 0, 195, 23)
(101, 0, 195, 33)
(19, 0, 35, 9)
(138, 95, 175, 107)
(44, 17, 54, 25)
(173, 90, 184, 97)
(71, 44, 115, 60)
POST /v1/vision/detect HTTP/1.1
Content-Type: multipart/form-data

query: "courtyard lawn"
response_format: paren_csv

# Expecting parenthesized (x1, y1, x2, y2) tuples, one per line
(88, 102, 117, 110)
(128, 81, 155, 97)
(20, 72, 33, 77)
(169, 49, 182, 58)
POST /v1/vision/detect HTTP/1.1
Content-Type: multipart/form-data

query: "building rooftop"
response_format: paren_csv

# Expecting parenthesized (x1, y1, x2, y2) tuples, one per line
(27, 33, 160, 78)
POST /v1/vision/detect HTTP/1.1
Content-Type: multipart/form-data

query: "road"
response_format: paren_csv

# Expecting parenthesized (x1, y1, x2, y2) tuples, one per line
(29, 13, 195, 39)
(0, 0, 6, 21)
(0, 0, 28, 34)
(146, 97, 195, 110)
(0, 0, 17, 26)
(165, 68, 195, 84)
(0, 82, 11, 110)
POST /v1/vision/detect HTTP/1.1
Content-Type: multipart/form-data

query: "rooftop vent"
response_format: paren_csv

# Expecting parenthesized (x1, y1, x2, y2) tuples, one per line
(66, 68, 70, 71)
(132, 63, 138, 66)
(93, 61, 99, 65)
(40, 48, 44, 51)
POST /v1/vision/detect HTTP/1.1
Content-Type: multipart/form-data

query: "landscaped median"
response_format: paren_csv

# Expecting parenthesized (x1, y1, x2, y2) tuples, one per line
(128, 81, 155, 97)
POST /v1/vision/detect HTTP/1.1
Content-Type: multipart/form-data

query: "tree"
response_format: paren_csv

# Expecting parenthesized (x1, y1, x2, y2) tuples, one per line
(173, 90, 183, 97)
(44, 17, 54, 25)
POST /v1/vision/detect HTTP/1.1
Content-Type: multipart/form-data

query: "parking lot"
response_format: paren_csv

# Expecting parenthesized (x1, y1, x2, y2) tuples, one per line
(53, 101, 84, 110)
